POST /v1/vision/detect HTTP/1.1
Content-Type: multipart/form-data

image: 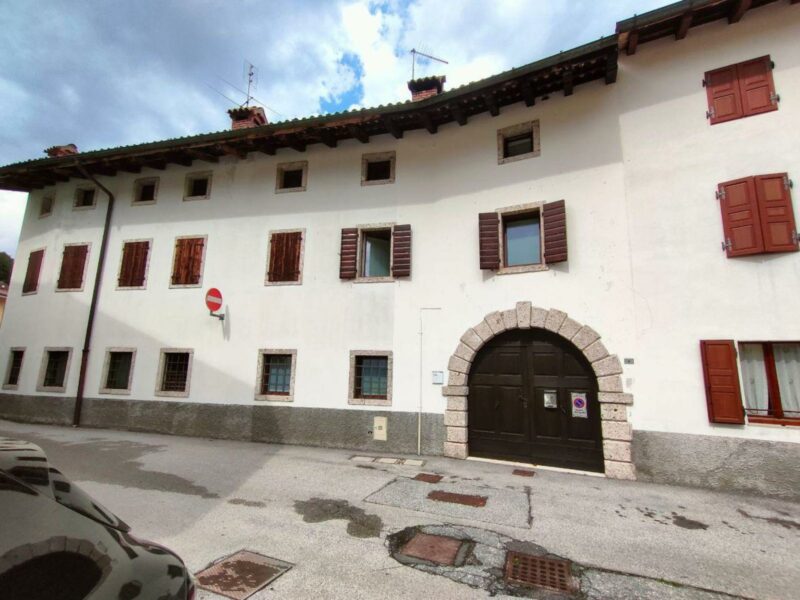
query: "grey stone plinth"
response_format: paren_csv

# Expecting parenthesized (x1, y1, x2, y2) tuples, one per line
(447, 426, 468, 443)
(444, 410, 467, 427)
(603, 440, 632, 462)
(444, 442, 468, 459)
(605, 460, 636, 480)
(598, 392, 633, 405)
(601, 421, 633, 441)
(600, 404, 627, 421)
(442, 386, 468, 397)
(447, 396, 467, 411)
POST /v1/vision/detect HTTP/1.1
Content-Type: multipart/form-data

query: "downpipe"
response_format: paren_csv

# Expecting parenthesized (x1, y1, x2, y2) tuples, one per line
(417, 307, 441, 455)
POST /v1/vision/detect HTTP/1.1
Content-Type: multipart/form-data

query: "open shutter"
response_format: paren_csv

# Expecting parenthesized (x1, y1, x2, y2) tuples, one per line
(286, 231, 302, 281)
(57, 247, 72, 289)
(705, 65, 743, 124)
(23, 249, 44, 293)
(171, 240, 182, 285)
(737, 56, 777, 117)
(269, 234, 285, 281)
(391, 224, 412, 277)
(700, 340, 745, 424)
(71, 245, 88, 289)
(172, 239, 191, 285)
(340, 228, 358, 279)
(542, 200, 568, 264)
(718, 177, 764, 257)
(755, 173, 798, 254)
(119, 243, 135, 287)
(189, 238, 204, 284)
(132, 241, 149, 286)
(478, 213, 500, 270)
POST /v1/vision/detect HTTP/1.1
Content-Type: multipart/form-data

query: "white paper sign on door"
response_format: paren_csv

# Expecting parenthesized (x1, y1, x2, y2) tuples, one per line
(571, 392, 588, 418)
(543, 390, 558, 409)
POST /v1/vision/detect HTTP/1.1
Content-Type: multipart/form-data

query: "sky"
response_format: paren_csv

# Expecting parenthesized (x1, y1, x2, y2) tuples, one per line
(0, 0, 669, 258)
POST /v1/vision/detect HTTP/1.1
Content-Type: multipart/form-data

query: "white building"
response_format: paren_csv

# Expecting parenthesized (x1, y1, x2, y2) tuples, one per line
(1, 0, 798, 498)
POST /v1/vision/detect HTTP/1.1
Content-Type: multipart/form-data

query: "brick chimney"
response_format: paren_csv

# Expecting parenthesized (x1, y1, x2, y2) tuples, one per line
(45, 144, 78, 157)
(227, 106, 268, 130)
(407, 76, 446, 101)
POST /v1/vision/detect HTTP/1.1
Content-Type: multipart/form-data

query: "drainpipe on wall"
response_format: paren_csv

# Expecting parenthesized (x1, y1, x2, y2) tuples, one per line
(418, 307, 441, 455)
(72, 162, 116, 427)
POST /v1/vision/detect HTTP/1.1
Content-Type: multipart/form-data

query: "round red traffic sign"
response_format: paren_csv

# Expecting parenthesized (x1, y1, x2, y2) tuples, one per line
(205, 288, 223, 312)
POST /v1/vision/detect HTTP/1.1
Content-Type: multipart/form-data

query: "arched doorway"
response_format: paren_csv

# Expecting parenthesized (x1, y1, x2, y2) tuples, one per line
(468, 328, 602, 472)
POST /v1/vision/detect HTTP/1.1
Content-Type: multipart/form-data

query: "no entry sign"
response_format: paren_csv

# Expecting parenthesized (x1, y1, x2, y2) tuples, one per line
(205, 288, 223, 312)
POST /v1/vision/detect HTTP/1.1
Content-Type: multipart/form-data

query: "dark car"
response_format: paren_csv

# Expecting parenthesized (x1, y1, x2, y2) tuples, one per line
(0, 437, 195, 600)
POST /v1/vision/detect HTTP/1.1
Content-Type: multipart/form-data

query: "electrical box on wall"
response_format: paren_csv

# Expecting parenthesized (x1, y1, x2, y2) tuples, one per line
(431, 371, 444, 385)
(373, 416, 387, 441)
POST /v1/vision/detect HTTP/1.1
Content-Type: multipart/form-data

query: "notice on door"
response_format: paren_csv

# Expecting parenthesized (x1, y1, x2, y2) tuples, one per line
(571, 392, 588, 418)
(543, 390, 558, 409)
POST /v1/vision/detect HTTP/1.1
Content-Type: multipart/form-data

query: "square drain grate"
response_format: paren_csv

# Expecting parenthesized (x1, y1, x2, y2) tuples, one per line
(505, 551, 575, 593)
(195, 550, 293, 600)
(428, 490, 487, 507)
(399, 532, 464, 566)
(414, 473, 443, 484)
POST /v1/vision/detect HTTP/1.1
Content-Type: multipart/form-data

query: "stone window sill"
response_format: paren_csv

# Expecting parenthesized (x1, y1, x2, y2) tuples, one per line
(497, 263, 548, 275)
(349, 397, 392, 407)
(748, 416, 800, 427)
(354, 276, 394, 284)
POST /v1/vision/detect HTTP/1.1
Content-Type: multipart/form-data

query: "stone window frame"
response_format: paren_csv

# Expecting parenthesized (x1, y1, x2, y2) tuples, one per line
(348, 350, 393, 407)
(36, 346, 73, 394)
(168, 234, 208, 289)
(39, 194, 55, 218)
(354, 222, 396, 284)
(496, 201, 548, 275)
(2, 346, 26, 391)
(254, 349, 297, 402)
(22, 246, 46, 296)
(497, 120, 541, 165)
(264, 228, 306, 286)
(154, 348, 194, 398)
(361, 151, 396, 186)
(116, 238, 153, 291)
(98, 347, 137, 396)
(132, 176, 160, 206)
(73, 186, 97, 211)
(55, 242, 92, 293)
(183, 171, 213, 201)
(275, 160, 308, 194)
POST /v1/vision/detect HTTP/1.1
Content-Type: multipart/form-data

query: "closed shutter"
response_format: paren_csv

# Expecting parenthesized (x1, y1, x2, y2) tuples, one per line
(58, 245, 88, 289)
(340, 228, 358, 279)
(754, 173, 798, 254)
(391, 224, 411, 277)
(700, 340, 745, 424)
(171, 239, 187, 285)
(119, 241, 149, 287)
(23, 249, 44, 293)
(738, 56, 777, 118)
(189, 238, 204, 284)
(542, 200, 568, 264)
(132, 241, 150, 286)
(269, 232, 302, 282)
(478, 213, 500, 270)
(705, 64, 743, 124)
(172, 238, 203, 285)
(268, 234, 284, 282)
(718, 177, 764, 257)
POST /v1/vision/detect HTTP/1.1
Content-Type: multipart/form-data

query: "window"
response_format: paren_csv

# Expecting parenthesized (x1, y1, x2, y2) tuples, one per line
(170, 237, 206, 287)
(156, 350, 192, 396)
(255, 350, 296, 401)
(22, 249, 45, 294)
(361, 152, 396, 185)
(57, 244, 89, 291)
(339, 225, 412, 280)
(3, 349, 24, 389)
(497, 121, 540, 164)
(349, 351, 392, 406)
(38, 348, 71, 392)
(133, 178, 158, 204)
(717, 173, 797, 257)
(740, 343, 799, 423)
(101, 349, 135, 394)
(118, 240, 151, 288)
(266, 230, 304, 285)
(504, 213, 541, 267)
(276, 161, 308, 192)
(74, 188, 96, 209)
(705, 56, 778, 125)
(184, 172, 212, 200)
(39, 196, 54, 218)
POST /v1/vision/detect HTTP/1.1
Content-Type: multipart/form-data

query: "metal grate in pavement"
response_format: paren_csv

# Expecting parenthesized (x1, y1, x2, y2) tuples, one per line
(428, 490, 487, 507)
(504, 551, 575, 593)
(399, 532, 464, 566)
(195, 550, 293, 600)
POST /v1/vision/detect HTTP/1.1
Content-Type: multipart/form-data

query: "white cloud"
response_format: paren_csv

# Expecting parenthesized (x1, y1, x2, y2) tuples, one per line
(0, 191, 27, 257)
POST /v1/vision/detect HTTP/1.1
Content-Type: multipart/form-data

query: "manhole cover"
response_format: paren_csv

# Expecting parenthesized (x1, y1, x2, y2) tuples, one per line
(195, 550, 293, 600)
(414, 473, 443, 483)
(428, 490, 487, 507)
(399, 532, 465, 566)
(505, 551, 575, 593)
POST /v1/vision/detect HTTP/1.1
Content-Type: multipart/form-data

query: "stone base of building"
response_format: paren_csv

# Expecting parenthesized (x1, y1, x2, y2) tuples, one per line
(0, 394, 444, 456)
(633, 430, 800, 502)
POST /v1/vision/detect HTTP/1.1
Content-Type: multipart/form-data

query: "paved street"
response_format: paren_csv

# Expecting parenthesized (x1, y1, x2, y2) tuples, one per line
(1, 419, 798, 599)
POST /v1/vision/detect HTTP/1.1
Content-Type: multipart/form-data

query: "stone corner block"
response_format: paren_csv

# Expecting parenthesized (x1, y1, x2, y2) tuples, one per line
(601, 420, 633, 442)
(600, 404, 628, 421)
(598, 375, 623, 393)
(446, 396, 467, 411)
(598, 392, 633, 405)
(446, 426, 468, 443)
(558, 317, 582, 340)
(454, 343, 476, 364)
(584, 340, 609, 363)
(444, 410, 468, 427)
(444, 442, 468, 459)
(484, 311, 507, 335)
(544, 309, 568, 332)
(472, 320, 493, 342)
(516, 301, 532, 328)
(442, 385, 468, 397)
(460, 328, 485, 352)
(603, 440, 632, 462)
(502, 308, 518, 330)
(447, 355, 470, 374)
(448, 371, 467, 386)
(530, 306, 549, 328)
(592, 354, 623, 377)
(572, 325, 601, 350)
(604, 460, 637, 481)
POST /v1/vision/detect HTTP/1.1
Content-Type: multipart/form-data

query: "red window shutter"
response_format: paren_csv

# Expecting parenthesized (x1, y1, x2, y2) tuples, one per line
(754, 173, 798, 254)
(189, 238, 204, 284)
(72, 245, 88, 289)
(286, 231, 302, 281)
(132, 241, 150, 286)
(542, 200, 568, 264)
(340, 228, 358, 279)
(391, 224, 412, 277)
(121, 241, 149, 287)
(705, 65, 743, 124)
(737, 56, 777, 118)
(699, 340, 745, 424)
(718, 177, 764, 257)
(59, 245, 87, 289)
(267, 234, 280, 281)
(23, 249, 44, 293)
(172, 239, 191, 285)
(478, 213, 500, 270)
(119, 243, 135, 287)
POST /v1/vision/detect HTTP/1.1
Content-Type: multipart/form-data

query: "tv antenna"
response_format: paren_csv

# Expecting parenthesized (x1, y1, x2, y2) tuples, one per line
(207, 61, 285, 118)
(410, 48, 448, 80)
(243, 61, 257, 107)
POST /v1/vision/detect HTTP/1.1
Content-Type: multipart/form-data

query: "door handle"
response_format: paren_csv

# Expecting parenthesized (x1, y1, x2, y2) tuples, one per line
(518, 395, 527, 408)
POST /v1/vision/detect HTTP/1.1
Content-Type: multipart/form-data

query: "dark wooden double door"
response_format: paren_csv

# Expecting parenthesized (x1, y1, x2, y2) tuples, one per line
(468, 329, 603, 472)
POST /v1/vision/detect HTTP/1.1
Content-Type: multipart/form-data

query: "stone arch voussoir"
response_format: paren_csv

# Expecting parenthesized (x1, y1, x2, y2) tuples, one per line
(442, 301, 636, 480)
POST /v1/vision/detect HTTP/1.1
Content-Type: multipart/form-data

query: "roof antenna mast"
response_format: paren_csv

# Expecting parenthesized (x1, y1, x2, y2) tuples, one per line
(243, 61, 257, 107)
(410, 48, 448, 80)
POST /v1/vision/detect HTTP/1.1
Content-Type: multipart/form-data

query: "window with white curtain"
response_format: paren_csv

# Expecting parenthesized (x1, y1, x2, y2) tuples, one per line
(738, 342, 800, 420)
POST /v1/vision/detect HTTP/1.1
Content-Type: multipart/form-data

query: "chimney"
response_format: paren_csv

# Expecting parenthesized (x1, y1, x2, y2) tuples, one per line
(407, 75, 446, 101)
(227, 106, 268, 130)
(45, 144, 78, 157)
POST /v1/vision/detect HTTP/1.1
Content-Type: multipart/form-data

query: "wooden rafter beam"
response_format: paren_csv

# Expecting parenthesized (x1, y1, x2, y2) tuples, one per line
(382, 117, 403, 140)
(169, 155, 193, 167)
(116, 162, 142, 173)
(520, 79, 536, 106)
(626, 30, 639, 55)
(318, 131, 337, 148)
(187, 149, 220, 163)
(449, 104, 468, 126)
(144, 159, 167, 170)
(256, 139, 277, 155)
(86, 165, 116, 176)
(675, 12, 693, 39)
(217, 143, 247, 159)
(348, 125, 369, 144)
(604, 52, 618, 84)
(562, 69, 575, 96)
(728, 0, 752, 23)
(420, 112, 437, 134)
(483, 93, 499, 117)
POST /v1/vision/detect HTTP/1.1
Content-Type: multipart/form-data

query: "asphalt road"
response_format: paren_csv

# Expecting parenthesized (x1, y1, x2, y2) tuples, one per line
(1, 419, 797, 600)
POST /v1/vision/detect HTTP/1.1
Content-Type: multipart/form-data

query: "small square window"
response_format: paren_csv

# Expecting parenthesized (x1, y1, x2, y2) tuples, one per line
(361, 229, 391, 277)
(276, 162, 307, 192)
(361, 152, 395, 185)
(497, 121, 540, 164)
(353, 355, 389, 400)
(503, 212, 541, 267)
(39, 349, 70, 391)
(282, 169, 303, 189)
(158, 351, 192, 395)
(104, 351, 134, 392)
(74, 188, 96, 208)
(4, 349, 24, 388)
(503, 133, 533, 158)
(40, 196, 54, 217)
(255, 350, 297, 401)
(185, 173, 211, 200)
(134, 178, 158, 203)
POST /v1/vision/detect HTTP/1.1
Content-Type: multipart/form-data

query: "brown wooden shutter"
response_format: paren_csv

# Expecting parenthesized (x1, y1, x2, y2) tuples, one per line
(267, 234, 280, 281)
(120, 241, 149, 287)
(172, 238, 197, 285)
(286, 231, 302, 281)
(132, 241, 149, 286)
(700, 340, 745, 424)
(737, 56, 777, 118)
(718, 177, 764, 257)
(542, 200, 568, 264)
(478, 213, 500, 270)
(23, 249, 44, 293)
(755, 173, 798, 254)
(340, 228, 358, 279)
(391, 224, 411, 277)
(269, 232, 302, 282)
(171, 239, 184, 285)
(119, 243, 135, 287)
(189, 238, 204, 284)
(58, 245, 87, 289)
(705, 64, 743, 124)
